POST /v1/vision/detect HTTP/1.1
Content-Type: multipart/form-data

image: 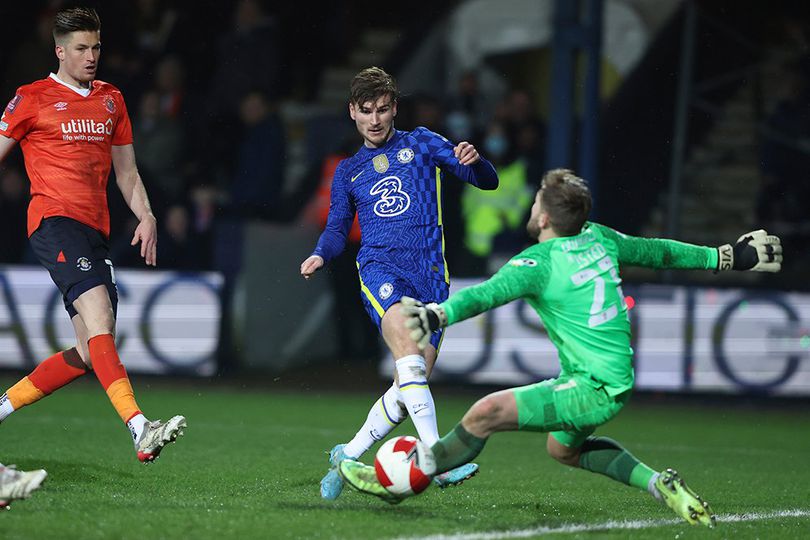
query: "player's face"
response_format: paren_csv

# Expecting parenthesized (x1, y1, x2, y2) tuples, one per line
(526, 190, 545, 239)
(350, 95, 397, 148)
(56, 31, 101, 87)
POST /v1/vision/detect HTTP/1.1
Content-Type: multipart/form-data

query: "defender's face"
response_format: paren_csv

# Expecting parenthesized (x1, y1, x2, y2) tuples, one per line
(56, 30, 101, 85)
(526, 190, 544, 239)
(350, 95, 397, 148)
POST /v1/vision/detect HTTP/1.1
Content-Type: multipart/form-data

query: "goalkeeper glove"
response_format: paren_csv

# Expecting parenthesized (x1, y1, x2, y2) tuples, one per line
(717, 229, 782, 272)
(400, 296, 448, 351)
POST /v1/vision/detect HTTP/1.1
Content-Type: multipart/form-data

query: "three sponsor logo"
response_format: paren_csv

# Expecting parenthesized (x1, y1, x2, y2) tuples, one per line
(359, 147, 422, 218)
(370, 176, 411, 218)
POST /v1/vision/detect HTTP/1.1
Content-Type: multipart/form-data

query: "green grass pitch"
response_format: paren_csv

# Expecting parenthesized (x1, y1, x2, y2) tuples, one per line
(0, 376, 808, 539)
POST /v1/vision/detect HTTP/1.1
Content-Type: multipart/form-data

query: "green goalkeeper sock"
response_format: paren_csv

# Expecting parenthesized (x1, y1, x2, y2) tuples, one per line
(578, 436, 656, 491)
(430, 423, 487, 475)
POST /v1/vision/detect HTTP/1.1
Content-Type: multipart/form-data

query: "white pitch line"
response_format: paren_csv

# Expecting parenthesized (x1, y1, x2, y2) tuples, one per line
(390, 509, 810, 540)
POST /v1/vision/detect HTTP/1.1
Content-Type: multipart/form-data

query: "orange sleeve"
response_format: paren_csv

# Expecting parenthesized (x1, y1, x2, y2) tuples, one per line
(112, 92, 133, 146)
(0, 87, 38, 141)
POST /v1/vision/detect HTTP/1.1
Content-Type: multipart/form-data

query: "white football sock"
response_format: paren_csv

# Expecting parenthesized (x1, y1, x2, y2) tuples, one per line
(395, 354, 439, 446)
(0, 393, 14, 422)
(127, 413, 148, 444)
(343, 383, 407, 459)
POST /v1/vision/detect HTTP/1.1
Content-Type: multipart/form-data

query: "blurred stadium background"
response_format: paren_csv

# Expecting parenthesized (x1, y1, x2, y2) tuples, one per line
(1, 0, 809, 538)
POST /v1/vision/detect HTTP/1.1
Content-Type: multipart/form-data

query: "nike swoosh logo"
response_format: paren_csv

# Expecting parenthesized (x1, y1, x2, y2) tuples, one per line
(351, 171, 363, 182)
(412, 403, 430, 414)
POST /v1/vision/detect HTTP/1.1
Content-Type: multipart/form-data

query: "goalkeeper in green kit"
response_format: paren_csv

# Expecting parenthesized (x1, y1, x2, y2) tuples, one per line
(339, 169, 783, 527)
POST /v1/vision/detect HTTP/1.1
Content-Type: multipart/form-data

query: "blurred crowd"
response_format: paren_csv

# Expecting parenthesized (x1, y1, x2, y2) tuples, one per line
(756, 18, 810, 280)
(1, 1, 270, 270)
(0, 0, 546, 279)
(3, 1, 810, 366)
(0, 0, 344, 271)
(3, 1, 807, 287)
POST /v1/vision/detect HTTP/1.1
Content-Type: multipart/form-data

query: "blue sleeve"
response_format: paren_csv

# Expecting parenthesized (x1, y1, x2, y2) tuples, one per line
(312, 160, 354, 263)
(414, 126, 499, 190)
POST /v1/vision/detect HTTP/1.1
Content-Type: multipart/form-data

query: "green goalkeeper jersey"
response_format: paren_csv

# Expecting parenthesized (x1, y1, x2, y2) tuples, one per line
(442, 222, 719, 396)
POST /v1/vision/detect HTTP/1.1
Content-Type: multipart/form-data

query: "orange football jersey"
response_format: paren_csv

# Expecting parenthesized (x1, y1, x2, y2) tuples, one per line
(0, 74, 133, 237)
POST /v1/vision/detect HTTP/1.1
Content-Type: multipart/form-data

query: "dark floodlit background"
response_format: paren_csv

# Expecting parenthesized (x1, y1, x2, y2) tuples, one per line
(0, 0, 809, 398)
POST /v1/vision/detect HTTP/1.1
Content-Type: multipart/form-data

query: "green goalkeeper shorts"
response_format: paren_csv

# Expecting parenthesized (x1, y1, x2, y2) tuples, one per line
(513, 374, 630, 448)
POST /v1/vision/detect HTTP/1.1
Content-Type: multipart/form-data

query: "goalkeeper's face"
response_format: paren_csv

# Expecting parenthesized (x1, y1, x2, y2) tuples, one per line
(526, 190, 544, 240)
(350, 95, 397, 148)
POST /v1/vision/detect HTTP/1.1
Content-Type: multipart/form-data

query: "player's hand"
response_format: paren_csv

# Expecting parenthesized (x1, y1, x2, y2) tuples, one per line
(131, 214, 157, 266)
(454, 141, 480, 166)
(300, 255, 324, 280)
(401, 296, 448, 351)
(717, 229, 782, 272)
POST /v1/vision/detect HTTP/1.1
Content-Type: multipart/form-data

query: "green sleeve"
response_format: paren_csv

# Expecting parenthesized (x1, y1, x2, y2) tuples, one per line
(442, 255, 547, 325)
(590, 223, 718, 270)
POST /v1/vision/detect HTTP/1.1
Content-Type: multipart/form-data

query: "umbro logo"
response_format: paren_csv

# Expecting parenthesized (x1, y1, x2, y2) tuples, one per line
(54, 102, 68, 111)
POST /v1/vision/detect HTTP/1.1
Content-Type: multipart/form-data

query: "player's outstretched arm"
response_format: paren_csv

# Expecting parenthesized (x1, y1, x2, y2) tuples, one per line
(593, 223, 781, 272)
(403, 262, 538, 351)
(300, 255, 324, 280)
(716, 229, 782, 272)
(402, 255, 543, 349)
(112, 144, 157, 266)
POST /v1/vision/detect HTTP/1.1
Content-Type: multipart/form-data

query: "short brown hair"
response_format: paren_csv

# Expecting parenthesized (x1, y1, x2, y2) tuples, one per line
(350, 67, 399, 106)
(53, 7, 101, 42)
(539, 168, 592, 236)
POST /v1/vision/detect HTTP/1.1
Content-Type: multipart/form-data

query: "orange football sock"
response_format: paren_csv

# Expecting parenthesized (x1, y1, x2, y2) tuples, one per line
(6, 348, 88, 409)
(89, 334, 142, 423)
(6, 378, 44, 409)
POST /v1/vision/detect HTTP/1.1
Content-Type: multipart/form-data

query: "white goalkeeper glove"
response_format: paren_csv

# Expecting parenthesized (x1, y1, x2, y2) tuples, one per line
(400, 296, 448, 351)
(716, 229, 782, 272)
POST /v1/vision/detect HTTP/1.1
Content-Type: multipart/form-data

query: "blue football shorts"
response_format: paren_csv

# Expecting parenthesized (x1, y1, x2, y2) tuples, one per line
(356, 261, 448, 350)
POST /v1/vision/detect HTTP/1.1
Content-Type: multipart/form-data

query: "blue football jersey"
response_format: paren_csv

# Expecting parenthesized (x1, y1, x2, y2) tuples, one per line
(313, 127, 498, 281)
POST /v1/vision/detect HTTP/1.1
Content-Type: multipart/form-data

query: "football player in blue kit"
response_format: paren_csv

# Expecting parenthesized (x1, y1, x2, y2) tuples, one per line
(301, 67, 499, 500)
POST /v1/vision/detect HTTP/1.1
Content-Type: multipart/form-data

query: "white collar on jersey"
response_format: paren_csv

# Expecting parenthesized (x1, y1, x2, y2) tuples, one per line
(49, 73, 93, 97)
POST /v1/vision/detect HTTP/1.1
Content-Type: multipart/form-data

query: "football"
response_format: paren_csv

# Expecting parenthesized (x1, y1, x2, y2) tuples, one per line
(374, 436, 435, 497)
